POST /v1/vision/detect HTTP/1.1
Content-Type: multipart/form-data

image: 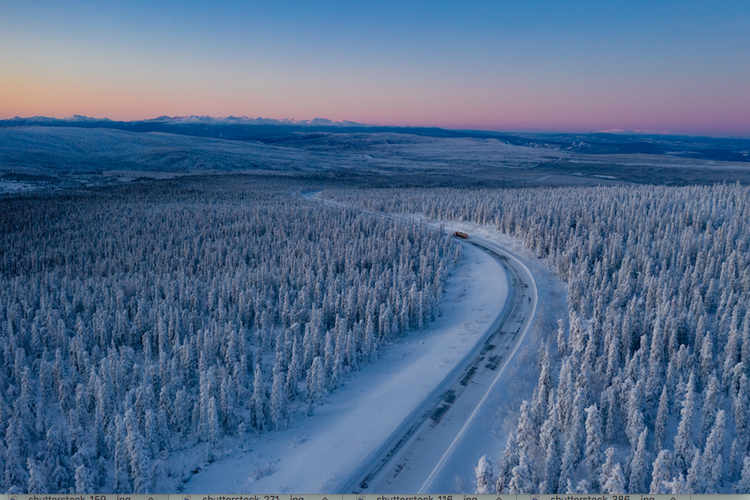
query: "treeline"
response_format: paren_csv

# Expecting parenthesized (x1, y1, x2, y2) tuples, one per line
(0, 179, 454, 493)
(325, 183, 750, 493)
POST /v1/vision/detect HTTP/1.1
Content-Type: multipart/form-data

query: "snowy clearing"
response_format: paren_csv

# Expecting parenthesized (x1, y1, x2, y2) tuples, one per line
(0, 180, 39, 193)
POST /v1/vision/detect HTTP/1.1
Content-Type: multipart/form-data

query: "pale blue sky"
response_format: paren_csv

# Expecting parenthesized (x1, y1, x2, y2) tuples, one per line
(1, 1, 749, 135)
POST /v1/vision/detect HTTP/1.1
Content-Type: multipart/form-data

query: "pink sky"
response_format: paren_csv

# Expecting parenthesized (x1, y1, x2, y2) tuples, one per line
(2, 2, 749, 136)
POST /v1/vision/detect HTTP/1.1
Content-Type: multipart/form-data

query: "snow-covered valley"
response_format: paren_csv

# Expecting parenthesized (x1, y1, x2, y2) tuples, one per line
(2, 128, 750, 494)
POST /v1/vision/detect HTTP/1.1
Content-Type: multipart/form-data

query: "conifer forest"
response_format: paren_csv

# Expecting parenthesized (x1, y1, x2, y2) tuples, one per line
(2, 142, 750, 494)
(327, 183, 750, 494)
(3, 1, 750, 494)
(0, 179, 454, 493)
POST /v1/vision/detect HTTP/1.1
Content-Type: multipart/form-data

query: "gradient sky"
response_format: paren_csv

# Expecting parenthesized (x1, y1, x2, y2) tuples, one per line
(1, 1, 749, 136)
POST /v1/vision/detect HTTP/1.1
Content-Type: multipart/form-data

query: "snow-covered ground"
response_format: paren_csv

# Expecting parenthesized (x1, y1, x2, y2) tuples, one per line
(176, 207, 567, 494)
(0, 180, 39, 193)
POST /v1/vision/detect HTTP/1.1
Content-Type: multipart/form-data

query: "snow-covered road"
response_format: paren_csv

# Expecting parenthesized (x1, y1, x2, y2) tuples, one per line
(341, 237, 537, 493)
(181, 193, 540, 494)
(304, 192, 538, 492)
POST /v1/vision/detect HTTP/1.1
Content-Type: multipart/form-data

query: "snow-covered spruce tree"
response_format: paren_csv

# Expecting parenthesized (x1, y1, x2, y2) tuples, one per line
(736, 374, 750, 451)
(270, 364, 288, 432)
(251, 362, 267, 431)
(475, 455, 496, 494)
(736, 457, 750, 493)
(700, 409, 726, 493)
(496, 431, 519, 493)
(515, 401, 536, 458)
(628, 427, 650, 493)
(649, 449, 673, 494)
(124, 409, 150, 494)
(583, 403, 603, 485)
(539, 392, 563, 493)
(508, 449, 534, 494)
(305, 356, 324, 416)
(686, 449, 703, 493)
(654, 385, 669, 453)
(26, 458, 47, 494)
(112, 415, 131, 493)
(4, 420, 29, 491)
(700, 374, 721, 446)
(674, 372, 697, 475)
(74, 464, 94, 494)
(602, 464, 626, 494)
(207, 396, 220, 462)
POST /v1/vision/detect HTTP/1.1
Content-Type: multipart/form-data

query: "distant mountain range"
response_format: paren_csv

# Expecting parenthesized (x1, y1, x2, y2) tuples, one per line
(2, 115, 749, 162)
(0, 114, 374, 138)
(2, 114, 370, 126)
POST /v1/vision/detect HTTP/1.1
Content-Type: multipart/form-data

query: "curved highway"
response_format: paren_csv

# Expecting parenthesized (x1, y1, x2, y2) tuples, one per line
(341, 238, 537, 493)
(303, 192, 538, 493)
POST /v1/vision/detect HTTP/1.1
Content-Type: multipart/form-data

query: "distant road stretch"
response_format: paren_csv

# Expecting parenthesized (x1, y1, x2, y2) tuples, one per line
(302, 192, 538, 493)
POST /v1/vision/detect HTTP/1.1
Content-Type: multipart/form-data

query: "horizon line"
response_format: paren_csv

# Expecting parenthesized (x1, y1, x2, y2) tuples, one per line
(2, 114, 750, 140)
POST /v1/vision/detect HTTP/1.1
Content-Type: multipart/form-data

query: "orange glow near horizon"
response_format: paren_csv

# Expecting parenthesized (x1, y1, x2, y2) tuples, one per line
(1, 55, 747, 137)
(3, 75, 748, 137)
(2, 2, 749, 136)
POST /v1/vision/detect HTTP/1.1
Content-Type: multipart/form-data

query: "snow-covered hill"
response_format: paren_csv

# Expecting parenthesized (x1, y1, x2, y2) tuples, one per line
(3, 125, 750, 195)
